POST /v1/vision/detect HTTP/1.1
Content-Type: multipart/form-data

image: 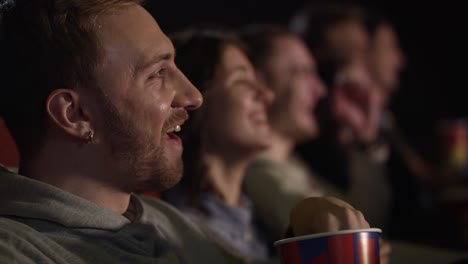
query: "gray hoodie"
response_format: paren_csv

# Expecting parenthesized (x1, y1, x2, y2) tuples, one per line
(0, 168, 226, 263)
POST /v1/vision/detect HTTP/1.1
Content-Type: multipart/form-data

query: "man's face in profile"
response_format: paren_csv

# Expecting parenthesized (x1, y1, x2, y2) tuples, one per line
(89, 4, 201, 192)
(266, 35, 326, 143)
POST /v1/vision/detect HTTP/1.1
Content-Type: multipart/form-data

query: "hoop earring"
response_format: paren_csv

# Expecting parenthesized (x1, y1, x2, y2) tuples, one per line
(86, 130, 94, 144)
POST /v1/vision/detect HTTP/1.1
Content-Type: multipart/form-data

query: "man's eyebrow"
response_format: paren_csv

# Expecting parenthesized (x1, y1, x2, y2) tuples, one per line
(135, 52, 174, 74)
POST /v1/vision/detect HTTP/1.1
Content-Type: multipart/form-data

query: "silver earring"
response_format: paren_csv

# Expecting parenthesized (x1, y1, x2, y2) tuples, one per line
(86, 130, 94, 144)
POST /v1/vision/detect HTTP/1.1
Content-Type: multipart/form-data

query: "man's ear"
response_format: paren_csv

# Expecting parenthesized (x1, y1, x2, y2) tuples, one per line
(46, 89, 93, 141)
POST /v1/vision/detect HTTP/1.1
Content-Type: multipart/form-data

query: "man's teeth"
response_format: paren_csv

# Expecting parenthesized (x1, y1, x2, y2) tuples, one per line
(167, 125, 181, 133)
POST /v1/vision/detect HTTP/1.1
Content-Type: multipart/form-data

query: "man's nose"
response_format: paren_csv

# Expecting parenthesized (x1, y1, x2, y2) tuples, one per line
(171, 67, 203, 110)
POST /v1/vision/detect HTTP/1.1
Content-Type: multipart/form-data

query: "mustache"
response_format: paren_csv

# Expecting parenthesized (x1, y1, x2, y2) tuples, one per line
(162, 110, 189, 131)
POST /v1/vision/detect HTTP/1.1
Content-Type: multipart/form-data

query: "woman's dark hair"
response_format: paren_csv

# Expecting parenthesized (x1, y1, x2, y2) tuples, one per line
(171, 26, 247, 206)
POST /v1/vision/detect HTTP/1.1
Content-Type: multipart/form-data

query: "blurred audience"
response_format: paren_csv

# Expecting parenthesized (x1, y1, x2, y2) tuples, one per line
(240, 24, 394, 262)
(366, 14, 405, 100)
(240, 23, 392, 241)
(290, 5, 389, 223)
(290, 3, 369, 85)
(240, 25, 328, 241)
(290, 2, 386, 206)
(292, 3, 458, 247)
(363, 10, 453, 245)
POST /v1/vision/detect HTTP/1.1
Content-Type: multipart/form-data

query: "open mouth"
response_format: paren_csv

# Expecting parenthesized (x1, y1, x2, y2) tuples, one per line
(163, 110, 188, 144)
(165, 125, 182, 143)
(166, 125, 181, 134)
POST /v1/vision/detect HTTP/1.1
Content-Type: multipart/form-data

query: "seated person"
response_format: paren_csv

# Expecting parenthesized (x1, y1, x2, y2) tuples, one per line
(290, 4, 393, 228)
(161, 27, 277, 262)
(240, 25, 328, 241)
(0, 0, 371, 263)
(241, 25, 382, 239)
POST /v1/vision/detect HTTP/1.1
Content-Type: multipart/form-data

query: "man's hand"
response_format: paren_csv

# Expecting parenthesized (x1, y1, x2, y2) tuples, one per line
(331, 61, 383, 145)
(289, 196, 370, 236)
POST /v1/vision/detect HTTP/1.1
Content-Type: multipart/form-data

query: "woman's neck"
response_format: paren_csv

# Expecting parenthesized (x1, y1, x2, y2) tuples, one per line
(203, 152, 252, 207)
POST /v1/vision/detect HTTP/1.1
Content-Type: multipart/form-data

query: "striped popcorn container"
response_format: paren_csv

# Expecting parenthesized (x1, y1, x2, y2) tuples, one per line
(275, 228, 381, 264)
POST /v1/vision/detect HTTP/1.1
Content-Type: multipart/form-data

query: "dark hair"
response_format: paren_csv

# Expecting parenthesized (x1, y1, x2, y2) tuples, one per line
(240, 24, 295, 77)
(290, 4, 366, 143)
(0, 0, 142, 161)
(363, 9, 391, 40)
(290, 3, 364, 55)
(290, 3, 366, 87)
(171, 26, 247, 205)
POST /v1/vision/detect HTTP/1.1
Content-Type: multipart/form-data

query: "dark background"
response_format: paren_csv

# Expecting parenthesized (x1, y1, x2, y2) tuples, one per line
(147, 0, 468, 160)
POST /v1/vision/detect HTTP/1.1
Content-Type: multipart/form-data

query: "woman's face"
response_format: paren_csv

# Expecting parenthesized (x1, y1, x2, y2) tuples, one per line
(202, 44, 273, 154)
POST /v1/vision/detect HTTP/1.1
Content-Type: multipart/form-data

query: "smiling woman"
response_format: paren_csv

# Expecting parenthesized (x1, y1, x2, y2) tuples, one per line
(162, 27, 275, 262)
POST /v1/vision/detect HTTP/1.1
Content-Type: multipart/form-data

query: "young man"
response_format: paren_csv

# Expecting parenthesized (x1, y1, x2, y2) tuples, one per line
(0, 0, 369, 262)
(241, 26, 327, 240)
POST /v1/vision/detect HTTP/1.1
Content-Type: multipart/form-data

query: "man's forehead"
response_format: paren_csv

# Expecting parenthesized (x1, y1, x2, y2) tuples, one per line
(96, 4, 173, 60)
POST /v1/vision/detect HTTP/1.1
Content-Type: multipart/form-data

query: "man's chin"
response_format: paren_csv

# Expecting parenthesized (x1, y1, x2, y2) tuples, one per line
(157, 171, 183, 191)
(136, 171, 182, 192)
(135, 159, 184, 192)
(292, 122, 318, 142)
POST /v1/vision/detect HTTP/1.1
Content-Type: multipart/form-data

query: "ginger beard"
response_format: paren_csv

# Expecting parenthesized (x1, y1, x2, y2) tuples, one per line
(96, 89, 186, 192)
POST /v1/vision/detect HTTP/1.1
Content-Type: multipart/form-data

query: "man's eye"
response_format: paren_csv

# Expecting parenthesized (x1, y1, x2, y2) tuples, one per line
(150, 68, 166, 79)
